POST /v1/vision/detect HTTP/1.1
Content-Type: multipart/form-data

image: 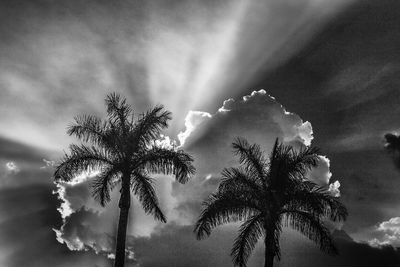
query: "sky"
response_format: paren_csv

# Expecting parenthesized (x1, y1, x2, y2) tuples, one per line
(1, 0, 400, 266)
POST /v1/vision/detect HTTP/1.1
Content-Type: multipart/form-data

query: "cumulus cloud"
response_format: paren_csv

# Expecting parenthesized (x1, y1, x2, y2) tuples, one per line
(171, 90, 340, 225)
(0, 183, 111, 267)
(5, 161, 19, 173)
(177, 111, 212, 146)
(308, 156, 332, 185)
(182, 90, 332, 183)
(296, 121, 314, 146)
(41, 158, 55, 169)
(151, 135, 177, 149)
(328, 181, 341, 197)
(52, 170, 122, 258)
(52, 169, 179, 259)
(369, 217, 400, 247)
(0, 160, 28, 187)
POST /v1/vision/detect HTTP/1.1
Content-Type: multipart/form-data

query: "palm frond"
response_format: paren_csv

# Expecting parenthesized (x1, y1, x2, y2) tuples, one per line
(286, 146, 320, 179)
(285, 180, 348, 221)
(133, 105, 171, 147)
(268, 141, 320, 193)
(232, 137, 267, 181)
(137, 147, 195, 183)
(91, 166, 120, 206)
(105, 92, 132, 129)
(67, 114, 109, 146)
(194, 192, 261, 240)
(231, 213, 264, 267)
(267, 139, 289, 188)
(284, 183, 348, 222)
(283, 210, 338, 255)
(54, 144, 113, 182)
(131, 171, 166, 222)
(194, 137, 347, 266)
(219, 167, 264, 200)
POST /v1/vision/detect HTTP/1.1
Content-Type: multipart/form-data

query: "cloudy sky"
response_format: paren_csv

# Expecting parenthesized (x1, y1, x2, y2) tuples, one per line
(1, 0, 400, 266)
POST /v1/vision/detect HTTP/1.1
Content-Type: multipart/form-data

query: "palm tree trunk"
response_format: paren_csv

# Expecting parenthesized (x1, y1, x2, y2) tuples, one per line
(264, 235, 274, 267)
(114, 178, 131, 267)
(264, 251, 274, 267)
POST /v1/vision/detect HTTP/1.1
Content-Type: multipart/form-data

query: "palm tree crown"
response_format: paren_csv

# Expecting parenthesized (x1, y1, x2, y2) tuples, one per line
(54, 93, 195, 267)
(195, 137, 347, 267)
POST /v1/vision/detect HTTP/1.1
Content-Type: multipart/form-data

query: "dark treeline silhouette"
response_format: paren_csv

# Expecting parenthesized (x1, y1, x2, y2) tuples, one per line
(54, 93, 195, 267)
(195, 138, 347, 267)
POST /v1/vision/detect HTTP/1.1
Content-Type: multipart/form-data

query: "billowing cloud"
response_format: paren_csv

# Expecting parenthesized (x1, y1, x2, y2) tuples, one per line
(53, 170, 180, 259)
(41, 158, 55, 169)
(5, 162, 19, 173)
(52, 172, 120, 256)
(308, 156, 332, 185)
(172, 90, 339, 225)
(369, 217, 400, 247)
(178, 111, 212, 146)
(0, 182, 111, 267)
(328, 181, 341, 198)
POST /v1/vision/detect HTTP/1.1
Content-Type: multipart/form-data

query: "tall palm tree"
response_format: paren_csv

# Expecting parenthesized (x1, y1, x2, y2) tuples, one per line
(195, 137, 347, 267)
(54, 93, 195, 267)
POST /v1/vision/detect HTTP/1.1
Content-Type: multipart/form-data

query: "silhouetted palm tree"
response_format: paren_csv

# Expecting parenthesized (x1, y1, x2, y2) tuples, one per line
(195, 138, 347, 267)
(54, 93, 195, 267)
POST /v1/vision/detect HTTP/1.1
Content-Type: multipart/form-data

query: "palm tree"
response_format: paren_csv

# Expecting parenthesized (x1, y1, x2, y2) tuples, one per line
(194, 137, 347, 267)
(54, 93, 195, 267)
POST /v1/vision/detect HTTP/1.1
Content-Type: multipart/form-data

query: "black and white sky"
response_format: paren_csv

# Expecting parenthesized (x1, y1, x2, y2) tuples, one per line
(1, 0, 400, 266)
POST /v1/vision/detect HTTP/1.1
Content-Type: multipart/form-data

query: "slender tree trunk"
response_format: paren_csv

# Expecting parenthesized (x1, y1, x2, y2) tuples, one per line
(264, 250, 274, 267)
(264, 234, 274, 267)
(114, 177, 131, 267)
